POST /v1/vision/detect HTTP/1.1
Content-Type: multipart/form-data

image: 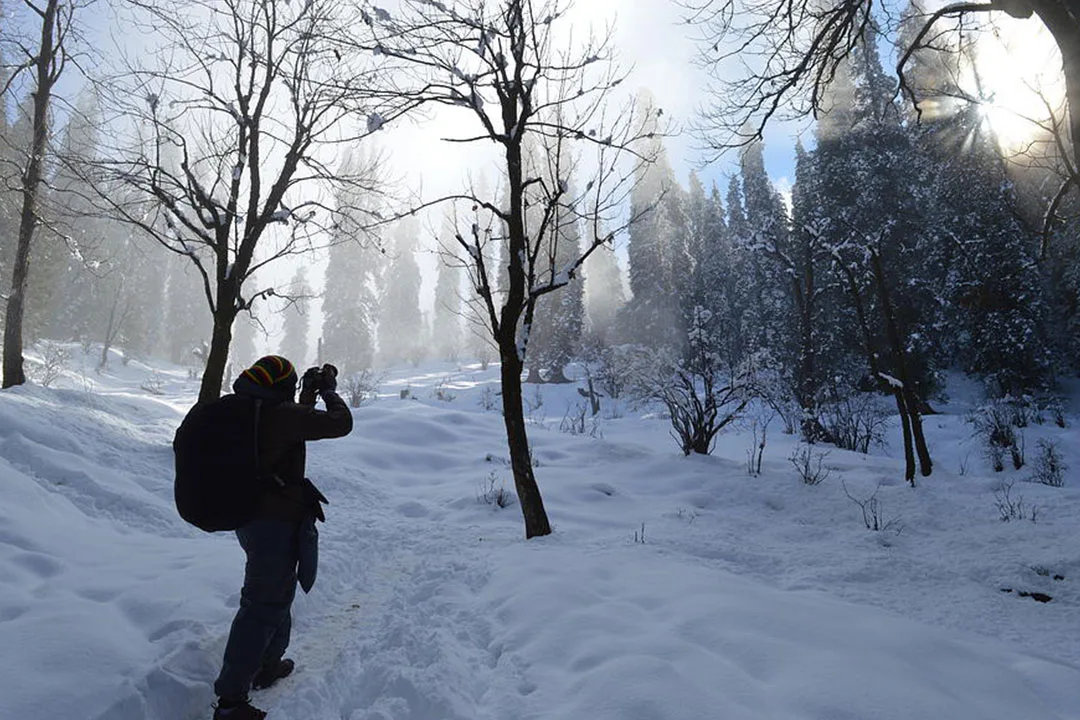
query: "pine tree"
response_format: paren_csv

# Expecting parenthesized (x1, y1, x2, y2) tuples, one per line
(918, 96, 1050, 395)
(620, 125, 686, 351)
(431, 220, 465, 361)
(811, 29, 935, 482)
(321, 191, 381, 373)
(230, 310, 259, 378)
(781, 139, 843, 435)
(120, 219, 171, 362)
(526, 164, 585, 383)
(10, 92, 65, 342)
(377, 220, 424, 366)
(41, 91, 107, 344)
(582, 238, 625, 345)
(163, 253, 209, 368)
(319, 149, 382, 373)
(278, 266, 312, 367)
(736, 138, 789, 364)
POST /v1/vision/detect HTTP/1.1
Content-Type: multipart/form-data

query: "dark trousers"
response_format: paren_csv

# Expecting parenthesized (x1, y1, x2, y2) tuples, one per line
(213, 518, 299, 701)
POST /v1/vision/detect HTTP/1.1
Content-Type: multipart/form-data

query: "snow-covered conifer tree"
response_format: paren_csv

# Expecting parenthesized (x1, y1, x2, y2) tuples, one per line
(431, 216, 465, 361)
(278, 266, 312, 368)
(377, 220, 424, 367)
(321, 160, 382, 374)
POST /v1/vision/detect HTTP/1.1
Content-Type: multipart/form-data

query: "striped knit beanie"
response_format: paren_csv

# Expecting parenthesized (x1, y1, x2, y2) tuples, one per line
(241, 355, 297, 393)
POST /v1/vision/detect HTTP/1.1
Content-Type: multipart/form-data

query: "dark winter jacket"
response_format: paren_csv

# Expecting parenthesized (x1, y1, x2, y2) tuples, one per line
(233, 377, 354, 522)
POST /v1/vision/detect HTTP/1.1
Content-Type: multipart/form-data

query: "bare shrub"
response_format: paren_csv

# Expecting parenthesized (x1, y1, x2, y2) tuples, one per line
(477, 471, 514, 508)
(140, 372, 166, 396)
(476, 345, 493, 371)
(479, 386, 498, 412)
(343, 370, 383, 408)
(789, 443, 830, 485)
(626, 342, 753, 456)
(751, 359, 800, 436)
(32, 341, 70, 388)
(560, 401, 603, 438)
(994, 481, 1038, 523)
(968, 401, 1024, 471)
(596, 344, 634, 401)
(818, 390, 889, 453)
(745, 410, 774, 477)
(1030, 440, 1066, 487)
(432, 377, 457, 402)
(524, 385, 546, 426)
(842, 481, 902, 533)
(958, 451, 971, 476)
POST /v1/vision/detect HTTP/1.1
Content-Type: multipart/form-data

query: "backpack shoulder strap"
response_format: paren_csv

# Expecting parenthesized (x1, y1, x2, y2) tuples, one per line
(251, 397, 286, 488)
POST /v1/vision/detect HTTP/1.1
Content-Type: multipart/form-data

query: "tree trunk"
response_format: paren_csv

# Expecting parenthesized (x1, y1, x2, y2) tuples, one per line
(893, 389, 917, 486)
(839, 260, 920, 482)
(198, 269, 238, 402)
(792, 239, 820, 440)
(2, 0, 60, 390)
(199, 307, 235, 402)
(870, 251, 932, 478)
(499, 84, 552, 539)
(500, 344, 552, 538)
(99, 293, 119, 371)
(1033, 2, 1080, 176)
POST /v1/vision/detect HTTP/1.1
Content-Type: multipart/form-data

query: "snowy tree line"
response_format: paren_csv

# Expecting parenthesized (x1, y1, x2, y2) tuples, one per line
(2, 0, 1079, 531)
(0, 15, 1075, 405)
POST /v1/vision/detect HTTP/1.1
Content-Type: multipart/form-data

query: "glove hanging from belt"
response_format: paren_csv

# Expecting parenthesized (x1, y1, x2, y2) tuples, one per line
(301, 477, 329, 523)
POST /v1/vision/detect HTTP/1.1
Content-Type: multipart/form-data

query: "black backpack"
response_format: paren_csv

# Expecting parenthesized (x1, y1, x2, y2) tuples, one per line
(173, 394, 267, 532)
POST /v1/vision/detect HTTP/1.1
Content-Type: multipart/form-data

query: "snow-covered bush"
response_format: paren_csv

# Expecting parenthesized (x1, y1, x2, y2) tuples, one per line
(477, 471, 514, 509)
(343, 370, 383, 408)
(1030, 440, 1066, 487)
(432, 377, 456, 402)
(626, 318, 754, 456)
(560, 401, 602, 438)
(745, 410, 774, 476)
(594, 343, 635, 401)
(478, 386, 498, 412)
(789, 443, 830, 485)
(140, 372, 166, 396)
(745, 354, 799, 436)
(31, 340, 69, 388)
(968, 400, 1024, 472)
(994, 481, 1038, 523)
(818, 389, 890, 454)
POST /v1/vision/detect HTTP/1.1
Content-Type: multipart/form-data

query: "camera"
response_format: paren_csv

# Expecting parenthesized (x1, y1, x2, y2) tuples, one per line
(302, 364, 338, 394)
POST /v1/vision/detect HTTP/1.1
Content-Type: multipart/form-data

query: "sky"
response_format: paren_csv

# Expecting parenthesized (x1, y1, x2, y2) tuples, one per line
(2, 345, 1080, 719)
(1, 0, 797, 197)
(374, 0, 800, 205)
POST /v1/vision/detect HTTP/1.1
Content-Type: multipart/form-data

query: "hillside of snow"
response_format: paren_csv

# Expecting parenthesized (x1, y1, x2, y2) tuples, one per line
(1, 346, 1079, 720)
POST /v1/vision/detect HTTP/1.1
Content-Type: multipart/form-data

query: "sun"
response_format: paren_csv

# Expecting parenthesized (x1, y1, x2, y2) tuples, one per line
(968, 15, 1065, 150)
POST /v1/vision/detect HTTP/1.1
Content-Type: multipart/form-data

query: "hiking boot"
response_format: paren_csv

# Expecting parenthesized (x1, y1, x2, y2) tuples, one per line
(252, 658, 295, 690)
(213, 697, 266, 720)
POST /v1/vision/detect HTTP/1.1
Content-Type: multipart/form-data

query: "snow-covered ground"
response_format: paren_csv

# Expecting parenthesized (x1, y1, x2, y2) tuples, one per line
(2, 346, 1079, 720)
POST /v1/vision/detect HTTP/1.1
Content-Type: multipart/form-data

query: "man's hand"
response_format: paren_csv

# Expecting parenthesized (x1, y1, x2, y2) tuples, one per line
(318, 364, 338, 394)
(301, 366, 321, 395)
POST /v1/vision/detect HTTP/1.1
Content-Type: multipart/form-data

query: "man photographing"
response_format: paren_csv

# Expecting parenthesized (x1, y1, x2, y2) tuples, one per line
(209, 356, 353, 719)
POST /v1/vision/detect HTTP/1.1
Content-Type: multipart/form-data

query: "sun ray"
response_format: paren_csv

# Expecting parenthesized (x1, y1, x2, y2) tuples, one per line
(967, 15, 1065, 151)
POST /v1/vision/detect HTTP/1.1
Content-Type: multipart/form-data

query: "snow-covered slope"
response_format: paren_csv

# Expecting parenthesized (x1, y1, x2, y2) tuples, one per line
(1, 348, 1079, 720)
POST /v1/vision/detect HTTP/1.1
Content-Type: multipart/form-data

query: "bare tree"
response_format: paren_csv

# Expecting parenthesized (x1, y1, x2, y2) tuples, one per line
(1, 0, 81, 389)
(91, 0, 403, 402)
(358, 0, 662, 538)
(684, 0, 1079, 183)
